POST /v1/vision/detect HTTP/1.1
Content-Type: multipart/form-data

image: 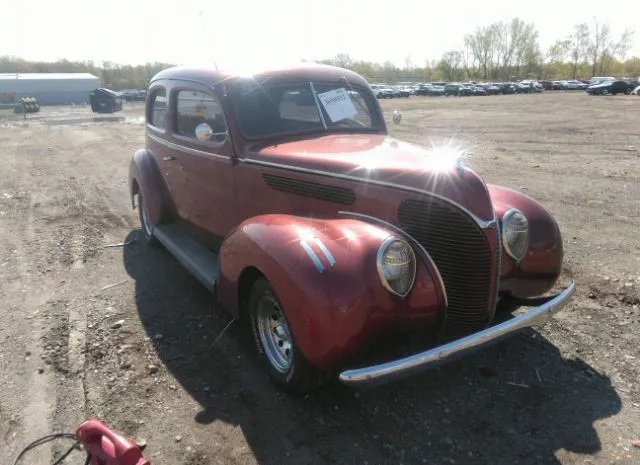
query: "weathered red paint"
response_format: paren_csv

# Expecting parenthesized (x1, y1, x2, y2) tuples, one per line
(489, 184, 563, 298)
(217, 215, 443, 368)
(128, 148, 173, 226)
(129, 63, 565, 370)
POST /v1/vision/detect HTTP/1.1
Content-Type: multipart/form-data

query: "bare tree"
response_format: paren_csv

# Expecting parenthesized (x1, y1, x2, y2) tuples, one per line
(542, 39, 570, 79)
(587, 19, 610, 76)
(569, 23, 590, 78)
(404, 55, 413, 72)
(461, 41, 475, 80)
(331, 54, 353, 69)
(438, 51, 464, 81)
(605, 28, 635, 74)
(587, 19, 636, 76)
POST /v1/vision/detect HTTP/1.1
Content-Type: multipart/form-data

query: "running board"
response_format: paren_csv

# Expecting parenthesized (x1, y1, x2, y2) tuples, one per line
(153, 223, 218, 293)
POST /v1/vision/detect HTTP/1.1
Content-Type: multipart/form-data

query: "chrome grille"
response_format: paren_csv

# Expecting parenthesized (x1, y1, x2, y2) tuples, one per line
(398, 198, 494, 335)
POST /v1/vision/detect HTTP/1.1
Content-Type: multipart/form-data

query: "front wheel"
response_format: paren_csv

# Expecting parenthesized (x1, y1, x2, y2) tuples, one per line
(249, 278, 323, 394)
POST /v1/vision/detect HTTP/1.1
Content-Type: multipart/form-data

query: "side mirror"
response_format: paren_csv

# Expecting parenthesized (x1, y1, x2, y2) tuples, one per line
(195, 122, 213, 141)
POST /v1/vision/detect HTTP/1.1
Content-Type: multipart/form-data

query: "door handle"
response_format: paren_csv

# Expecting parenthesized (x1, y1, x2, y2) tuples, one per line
(163, 156, 176, 161)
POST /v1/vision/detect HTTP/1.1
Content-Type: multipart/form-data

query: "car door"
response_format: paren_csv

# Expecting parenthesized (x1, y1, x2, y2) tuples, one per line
(145, 85, 183, 205)
(612, 81, 625, 94)
(170, 85, 236, 248)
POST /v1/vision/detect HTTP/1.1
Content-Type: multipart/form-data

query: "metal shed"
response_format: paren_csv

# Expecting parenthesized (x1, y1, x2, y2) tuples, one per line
(0, 73, 101, 106)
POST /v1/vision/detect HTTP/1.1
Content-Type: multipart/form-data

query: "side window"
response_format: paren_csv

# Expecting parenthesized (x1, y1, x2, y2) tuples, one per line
(175, 90, 227, 142)
(147, 88, 167, 130)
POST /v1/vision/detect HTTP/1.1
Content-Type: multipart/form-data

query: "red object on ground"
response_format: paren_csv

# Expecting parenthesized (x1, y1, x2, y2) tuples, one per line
(75, 419, 150, 465)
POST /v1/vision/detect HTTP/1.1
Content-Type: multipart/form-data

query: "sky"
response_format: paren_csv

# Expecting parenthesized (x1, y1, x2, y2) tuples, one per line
(2, 0, 638, 69)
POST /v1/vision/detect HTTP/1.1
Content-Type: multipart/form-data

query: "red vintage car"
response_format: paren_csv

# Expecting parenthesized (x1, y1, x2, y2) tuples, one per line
(129, 63, 576, 393)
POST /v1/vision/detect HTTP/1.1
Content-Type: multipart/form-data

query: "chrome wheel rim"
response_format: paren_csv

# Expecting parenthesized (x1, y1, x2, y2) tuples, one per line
(256, 294, 292, 373)
(140, 197, 152, 236)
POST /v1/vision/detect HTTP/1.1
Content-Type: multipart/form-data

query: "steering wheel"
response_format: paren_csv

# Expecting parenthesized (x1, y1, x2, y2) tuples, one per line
(334, 118, 367, 128)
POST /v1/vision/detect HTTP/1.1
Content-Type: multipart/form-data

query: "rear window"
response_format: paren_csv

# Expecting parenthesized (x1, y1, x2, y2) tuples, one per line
(147, 88, 167, 130)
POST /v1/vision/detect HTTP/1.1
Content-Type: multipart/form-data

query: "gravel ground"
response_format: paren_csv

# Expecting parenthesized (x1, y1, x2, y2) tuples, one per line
(0, 93, 638, 465)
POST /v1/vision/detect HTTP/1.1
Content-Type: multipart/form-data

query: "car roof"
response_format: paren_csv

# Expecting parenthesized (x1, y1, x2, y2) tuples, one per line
(149, 63, 370, 88)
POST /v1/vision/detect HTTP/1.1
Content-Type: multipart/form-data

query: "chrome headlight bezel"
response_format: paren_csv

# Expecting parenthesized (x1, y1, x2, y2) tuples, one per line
(501, 208, 530, 262)
(376, 236, 417, 298)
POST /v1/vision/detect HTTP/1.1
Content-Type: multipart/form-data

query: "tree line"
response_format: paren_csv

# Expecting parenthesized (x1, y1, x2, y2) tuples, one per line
(1, 18, 637, 88)
(320, 18, 638, 83)
(0, 57, 174, 90)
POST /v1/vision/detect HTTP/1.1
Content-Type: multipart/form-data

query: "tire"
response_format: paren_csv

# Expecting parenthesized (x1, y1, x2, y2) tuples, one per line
(249, 278, 323, 394)
(137, 192, 159, 246)
(624, 88, 631, 95)
(602, 89, 609, 95)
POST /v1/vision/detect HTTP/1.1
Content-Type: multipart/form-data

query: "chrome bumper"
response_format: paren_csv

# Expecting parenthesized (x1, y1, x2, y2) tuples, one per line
(339, 281, 576, 387)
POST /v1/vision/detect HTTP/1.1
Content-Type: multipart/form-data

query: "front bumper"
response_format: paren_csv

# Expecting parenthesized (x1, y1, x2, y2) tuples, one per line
(339, 281, 576, 387)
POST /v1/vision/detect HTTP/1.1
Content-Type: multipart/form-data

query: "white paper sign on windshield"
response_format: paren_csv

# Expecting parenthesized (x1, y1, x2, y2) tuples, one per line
(316, 88, 358, 123)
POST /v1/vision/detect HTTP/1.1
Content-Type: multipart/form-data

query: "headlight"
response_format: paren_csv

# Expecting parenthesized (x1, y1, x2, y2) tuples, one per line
(376, 237, 416, 298)
(501, 208, 529, 261)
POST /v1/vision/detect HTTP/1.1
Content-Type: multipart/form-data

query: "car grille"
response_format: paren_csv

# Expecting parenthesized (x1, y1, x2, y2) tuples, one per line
(397, 198, 495, 336)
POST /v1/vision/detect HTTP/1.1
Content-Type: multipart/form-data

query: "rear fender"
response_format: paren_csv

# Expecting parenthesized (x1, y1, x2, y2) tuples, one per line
(217, 214, 444, 369)
(128, 149, 173, 226)
(489, 184, 563, 297)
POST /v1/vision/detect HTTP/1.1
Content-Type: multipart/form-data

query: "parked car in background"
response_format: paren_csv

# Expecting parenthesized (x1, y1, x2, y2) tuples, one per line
(444, 83, 462, 96)
(586, 79, 635, 95)
(393, 86, 411, 98)
(471, 85, 488, 96)
(539, 80, 554, 90)
(458, 85, 475, 96)
(561, 80, 588, 90)
(485, 84, 501, 95)
(129, 63, 575, 393)
(370, 84, 395, 99)
(632, 84, 640, 95)
(589, 76, 616, 86)
(414, 84, 445, 96)
(121, 89, 147, 101)
(498, 83, 517, 94)
(520, 81, 543, 92)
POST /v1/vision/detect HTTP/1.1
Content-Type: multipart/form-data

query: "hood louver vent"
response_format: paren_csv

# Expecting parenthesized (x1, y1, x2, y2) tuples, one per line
(262, 173, 356, 205)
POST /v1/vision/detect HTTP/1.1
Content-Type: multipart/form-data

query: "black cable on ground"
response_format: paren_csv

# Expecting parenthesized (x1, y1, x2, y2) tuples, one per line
(11, 433, 78, 465)
(51, 443, 80, 465)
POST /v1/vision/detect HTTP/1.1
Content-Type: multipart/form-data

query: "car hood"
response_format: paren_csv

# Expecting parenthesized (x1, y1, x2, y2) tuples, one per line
(249, 134, 495, 221)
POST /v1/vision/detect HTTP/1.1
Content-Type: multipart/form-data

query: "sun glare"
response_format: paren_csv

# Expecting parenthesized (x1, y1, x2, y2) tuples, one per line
(424, 142, 470, 173)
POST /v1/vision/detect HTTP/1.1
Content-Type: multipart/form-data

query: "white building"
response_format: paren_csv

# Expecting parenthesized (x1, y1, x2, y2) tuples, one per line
(0, 73, 101, 105)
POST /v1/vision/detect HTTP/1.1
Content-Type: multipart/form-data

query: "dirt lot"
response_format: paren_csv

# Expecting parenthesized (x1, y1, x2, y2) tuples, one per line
(1, 93, 639, 465)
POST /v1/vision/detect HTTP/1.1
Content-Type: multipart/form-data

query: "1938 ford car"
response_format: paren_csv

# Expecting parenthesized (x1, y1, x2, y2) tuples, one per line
(129, 63, 576, 393)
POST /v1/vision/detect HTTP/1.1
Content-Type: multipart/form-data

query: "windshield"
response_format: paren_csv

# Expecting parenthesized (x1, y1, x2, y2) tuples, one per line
(230, 80, 381, 140)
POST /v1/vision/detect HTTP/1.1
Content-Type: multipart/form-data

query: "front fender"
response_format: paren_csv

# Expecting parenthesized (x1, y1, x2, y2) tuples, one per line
(128, 149, 173, 226)
(489, 184, 563, 298)
(217, 214, 444, 369)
